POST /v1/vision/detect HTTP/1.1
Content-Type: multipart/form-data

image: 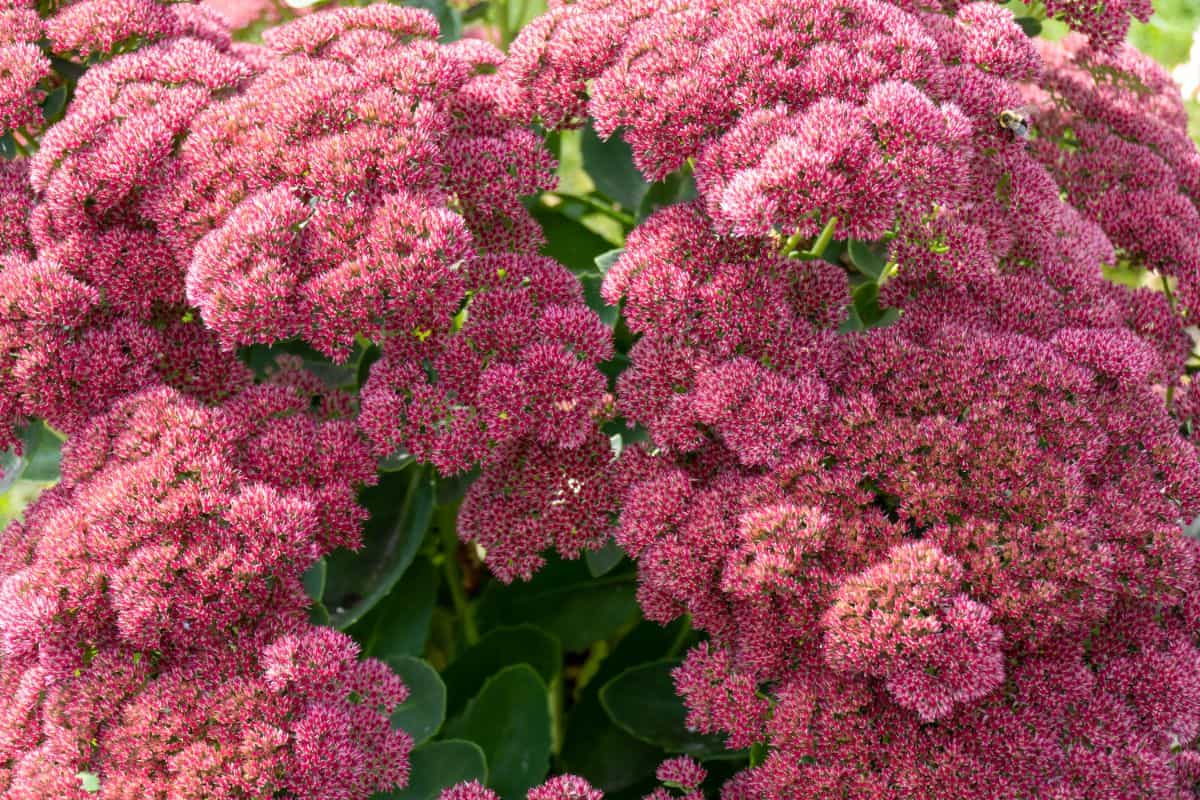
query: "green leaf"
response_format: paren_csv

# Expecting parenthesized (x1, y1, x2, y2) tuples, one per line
(387, 656, 446, 745)
(581, 272, 619, 329)
(1, 421, 63, 494)
(1014, 15, 1042, 37)
(581, 125, 649, 212)
(532, 205, 615, 274)
(42, 85, 69, 122)
(561, 688, 665, 792)
(594, 248, 625, 277)
(308, 602, 331, 626)
(77, 772, 100, 793)
(838, 306, 866, 334)
(442, 625, 562, 719)
(0, 133, 16, 161)
(599, 660, 734, 760)
(505, 0, 548, 42)
(638, 170, 697, 221)
(585, 539, 625, 578)
(302, 559, 326, 603)
(868, 307, 901, 330)
(476, 558, 639, 652)
(324, 465, 434, 629)
(350, 556, 438, 660)
(382, 740, 487, 800)
(445, 665, 552, 800)
(847, 238, 888, 281)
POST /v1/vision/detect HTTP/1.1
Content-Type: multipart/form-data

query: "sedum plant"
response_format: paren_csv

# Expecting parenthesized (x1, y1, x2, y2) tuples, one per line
(1, 0, 1199, 799)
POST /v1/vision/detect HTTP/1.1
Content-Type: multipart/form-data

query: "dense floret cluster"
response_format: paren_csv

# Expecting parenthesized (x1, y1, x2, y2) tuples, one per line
(156, 4, 554, 355)
(146, 7, 614, 580)
(506, 0, 1200, 795)
(0, 0, 241, 142)
(2, 0, 1199, 797)
(0, 9, 253, 452)
(0, 381, 410, 798)
(1031, 34, 1200, 315)
(0, 1, 49, 139)
(358, 251, 616, 581)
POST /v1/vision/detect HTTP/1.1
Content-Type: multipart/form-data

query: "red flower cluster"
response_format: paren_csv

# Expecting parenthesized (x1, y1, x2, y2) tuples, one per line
(0, 379, 409, 798)
(0, 10, 253, 452)
(502, 0, 1200, 795)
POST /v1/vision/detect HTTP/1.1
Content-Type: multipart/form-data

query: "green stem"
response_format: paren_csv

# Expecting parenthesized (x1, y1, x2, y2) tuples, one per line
(1160, 275, 1180, 410)
(549, 673, 566, 755)
(803, 215, 839, 260)
(781, 229, 807, 256)
(439, 505, 480, 646)
(664, 616, 693, 660)
(782, 217, 840, 260)
(543, 191, 636, 227)
(1161, 272, 1177, 312)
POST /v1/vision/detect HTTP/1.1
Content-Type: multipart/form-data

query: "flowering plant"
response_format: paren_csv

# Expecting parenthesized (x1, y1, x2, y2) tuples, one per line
(2, 0, 1199, 798)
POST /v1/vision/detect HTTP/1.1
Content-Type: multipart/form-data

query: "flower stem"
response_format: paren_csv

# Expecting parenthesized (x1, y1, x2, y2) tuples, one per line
(439, 504, 479, 646)
(543, 191, 636, 227)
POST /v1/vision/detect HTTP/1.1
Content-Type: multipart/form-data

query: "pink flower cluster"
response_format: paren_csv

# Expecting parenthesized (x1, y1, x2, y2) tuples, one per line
(0, 1, 49, 138)
(154, 4, 554, 357)
(0, 7, 255, 453)
(507, 0, 1047, 245)
(4, 0, 610, 599)
(1031, 34, 1200, 315)
(0, 380, 411, 798)
(106, 3, 612, 580)
(573, 1, 1200, 796)
(0, 0, 240, 141)
(438, 763, 705, 800)
(359, 251, 615, 580)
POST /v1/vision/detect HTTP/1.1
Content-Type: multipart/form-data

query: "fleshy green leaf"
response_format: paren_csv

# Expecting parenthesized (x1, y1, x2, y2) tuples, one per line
(847, 238, 888, 280)
(77, 772, 100, 793)
(1, 421, 64, 494)
(599, 660, 738, 760)
(350, 557, 437, 660)
(1014, 15, 1042, 36)
(445, 665, 552, 799)
(561, 619, 694, 792)
(476, 558, 639, 652)
(505, 0, 548, 39)
(442, 625, 562, 719)
(594, 248, 625, 277)
(382, 739, 487, 800)
(585, 539, 626, 578)
(582, 125, 649, 212)
(532, 205, 615, 274)
(324, 465, 434, 629)
(387, 656, 446, 745)
(42, 85, 69, 122)
(302, 559, 326, 603)
(637, 170, 697, 221)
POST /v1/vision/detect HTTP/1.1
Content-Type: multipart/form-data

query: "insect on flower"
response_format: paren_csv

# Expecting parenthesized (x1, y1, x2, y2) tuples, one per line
(997, 106, 1036, 139)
